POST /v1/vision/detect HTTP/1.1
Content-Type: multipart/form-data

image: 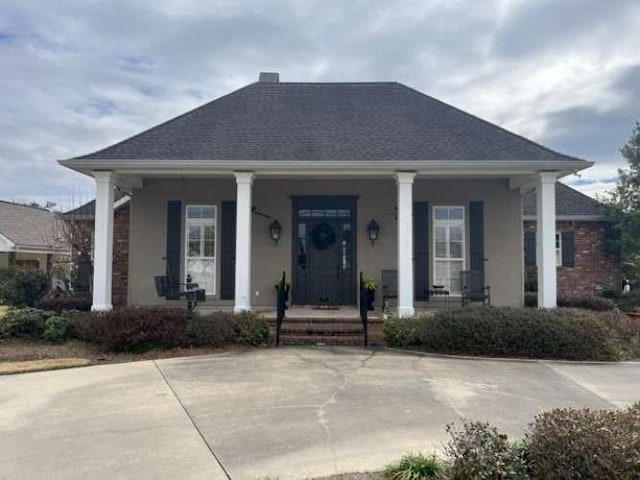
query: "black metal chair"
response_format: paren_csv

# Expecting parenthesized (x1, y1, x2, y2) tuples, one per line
(381, 269, 398, 311)
(461, 270, 490, 306)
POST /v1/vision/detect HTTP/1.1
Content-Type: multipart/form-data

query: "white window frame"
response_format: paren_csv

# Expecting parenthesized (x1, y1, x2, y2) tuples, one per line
(184, 204, 217, 296)
(556, 232, 562, 267)
(432, 205, 466, 296)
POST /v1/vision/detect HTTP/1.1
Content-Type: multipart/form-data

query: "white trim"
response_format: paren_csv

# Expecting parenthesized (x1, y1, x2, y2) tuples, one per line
(432, 206, 466, 296)
(114, 195, 131, 209)
(184, 204, 217, 296)
(0, 233, 16, 251)
(59, 159, 592, 180)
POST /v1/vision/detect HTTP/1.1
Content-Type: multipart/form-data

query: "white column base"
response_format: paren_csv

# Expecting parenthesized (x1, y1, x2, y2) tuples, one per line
(91, 304, 113, 312)
(398, 306, 415, 318)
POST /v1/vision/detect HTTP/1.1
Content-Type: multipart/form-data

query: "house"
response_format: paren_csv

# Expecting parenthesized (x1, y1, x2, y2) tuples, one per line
(523, 183, 621, 295)
(59, 72, 592, 314)
(63, 191, 130, 305)
(0, 201, 67, 273)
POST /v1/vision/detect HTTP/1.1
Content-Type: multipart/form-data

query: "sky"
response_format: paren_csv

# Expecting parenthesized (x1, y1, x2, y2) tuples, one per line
(1, 0, 639, 210)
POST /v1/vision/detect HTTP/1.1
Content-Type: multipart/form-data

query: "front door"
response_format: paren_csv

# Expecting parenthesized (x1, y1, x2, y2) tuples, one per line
(292, 196, 357, 305)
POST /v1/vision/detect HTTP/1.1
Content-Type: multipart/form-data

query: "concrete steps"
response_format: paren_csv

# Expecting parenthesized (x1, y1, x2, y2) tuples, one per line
(267, 316, 385, 347)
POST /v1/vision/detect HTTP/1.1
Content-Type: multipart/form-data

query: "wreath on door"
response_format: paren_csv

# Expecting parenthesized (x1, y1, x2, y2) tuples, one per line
(311, 222, 337, 250)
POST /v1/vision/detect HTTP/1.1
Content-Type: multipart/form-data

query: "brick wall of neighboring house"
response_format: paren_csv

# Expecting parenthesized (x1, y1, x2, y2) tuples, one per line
(524, 220, 622, 295)
(112, 203, 130, 307)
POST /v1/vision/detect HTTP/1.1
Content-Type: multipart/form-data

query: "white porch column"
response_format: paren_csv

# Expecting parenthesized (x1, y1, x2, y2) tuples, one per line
(396, 172, 416, 317)
(91, 171, 116, 311)
(234, 172, 254, 312)
(536, 172, 557, 308)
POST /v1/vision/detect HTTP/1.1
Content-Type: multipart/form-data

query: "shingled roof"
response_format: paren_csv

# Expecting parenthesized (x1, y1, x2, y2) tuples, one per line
(523, 183, 606, 218)
(0, 201, 66, 251)
(73, 80, 584, 163)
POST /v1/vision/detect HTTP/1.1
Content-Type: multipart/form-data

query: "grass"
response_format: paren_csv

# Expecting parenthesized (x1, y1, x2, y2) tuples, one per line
(0, 339, 249, 374)
(0, 357, 92, 375)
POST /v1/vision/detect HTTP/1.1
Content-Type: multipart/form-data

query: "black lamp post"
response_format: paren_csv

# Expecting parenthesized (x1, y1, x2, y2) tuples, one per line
(269, 219, 282, 245)
(367, 219, 380, 245)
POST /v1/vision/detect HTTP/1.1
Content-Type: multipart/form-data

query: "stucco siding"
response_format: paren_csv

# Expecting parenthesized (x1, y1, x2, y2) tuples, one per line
(128, 178, 523, 308)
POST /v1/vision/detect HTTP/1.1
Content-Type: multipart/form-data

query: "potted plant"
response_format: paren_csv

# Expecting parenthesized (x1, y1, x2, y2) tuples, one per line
(363, 277, 377, 311)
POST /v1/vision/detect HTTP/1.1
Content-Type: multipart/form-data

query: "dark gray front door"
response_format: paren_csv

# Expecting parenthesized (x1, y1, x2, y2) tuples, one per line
(292, 197, 357, 305)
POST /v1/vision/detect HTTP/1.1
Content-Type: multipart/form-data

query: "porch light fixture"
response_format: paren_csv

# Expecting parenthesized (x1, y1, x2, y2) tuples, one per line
(269, 219, 283, 245)
(367, 219, 380, 245)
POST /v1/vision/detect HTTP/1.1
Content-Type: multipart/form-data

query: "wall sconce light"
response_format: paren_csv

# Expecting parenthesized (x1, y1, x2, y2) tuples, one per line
(269, 219, 282, 245)
(367, 219, 380, 245)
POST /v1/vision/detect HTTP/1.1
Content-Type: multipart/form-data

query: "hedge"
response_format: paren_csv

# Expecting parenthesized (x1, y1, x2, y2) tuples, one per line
(384, 307, 639, 360)
(524, 292, 616, 311)
(38, 295, 92, 313)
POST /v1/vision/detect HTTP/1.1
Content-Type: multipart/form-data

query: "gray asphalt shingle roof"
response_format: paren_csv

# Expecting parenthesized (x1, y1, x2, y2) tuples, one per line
(74, 81, 584, 163)
(0, 201, 65, 250)
(523, 183, 605, 218)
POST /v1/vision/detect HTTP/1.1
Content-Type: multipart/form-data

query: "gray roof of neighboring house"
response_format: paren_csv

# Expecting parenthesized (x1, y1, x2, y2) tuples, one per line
(0, 201, 66, 250)
(72, 80, 584, 163)
(63, 190, 129, 218)
(523, 183, 605, 218)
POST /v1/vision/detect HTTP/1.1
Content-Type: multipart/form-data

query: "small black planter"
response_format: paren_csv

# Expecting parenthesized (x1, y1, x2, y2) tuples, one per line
(366, 288, 376, 311)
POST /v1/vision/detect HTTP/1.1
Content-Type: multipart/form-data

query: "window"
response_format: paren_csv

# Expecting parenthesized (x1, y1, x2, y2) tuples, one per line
(433, 206, 465, 295)
(185, 205, 216, 295)
(556, 232, 562, 267)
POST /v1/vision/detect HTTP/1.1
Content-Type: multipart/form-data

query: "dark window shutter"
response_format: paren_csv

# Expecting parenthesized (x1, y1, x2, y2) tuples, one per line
(469, 201, 485, 284)
(524, 231, 536, 266)
(220, 201, 236, 300)
(562, 230, 575, 267)
(165, 200, 182, 299)
(414, 202, 429, 300)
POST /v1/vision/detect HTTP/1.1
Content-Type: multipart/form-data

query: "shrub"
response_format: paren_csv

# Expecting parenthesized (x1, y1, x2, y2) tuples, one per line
(185, 313, 236, 347)
(527, 403, 640, 479)
(385, 307, 624, 360)
(0, 307, 54, 339)
(74, 307, 187, 352)
(445, 422, 530, 480)
(383, 452, 442, 479)
(232, 311, 269, 346)
(0, 267, 50, 307)
(43, 315, 69, 342)
(557, 294, 615, 311)
(38, 294, 92, 313)
(614, 290, 640, 313)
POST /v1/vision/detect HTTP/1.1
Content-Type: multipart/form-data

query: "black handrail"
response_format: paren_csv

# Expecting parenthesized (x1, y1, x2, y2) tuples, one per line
(275, 271, 287, 346)
(359, 272, 369, 347)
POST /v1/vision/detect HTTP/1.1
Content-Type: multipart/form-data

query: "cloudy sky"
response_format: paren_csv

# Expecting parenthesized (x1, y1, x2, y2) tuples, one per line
(1, 0, 639, 209)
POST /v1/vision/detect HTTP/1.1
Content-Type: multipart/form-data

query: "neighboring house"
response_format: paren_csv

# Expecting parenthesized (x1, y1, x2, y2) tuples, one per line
(0, 201, 68, 274)
(63, 191, 130, 306)
(60, 72, 592, 314)
(523, 183, 621, 295)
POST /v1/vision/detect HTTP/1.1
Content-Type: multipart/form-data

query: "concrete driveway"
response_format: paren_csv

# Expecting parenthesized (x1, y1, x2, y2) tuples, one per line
(1, 348, 639, 480)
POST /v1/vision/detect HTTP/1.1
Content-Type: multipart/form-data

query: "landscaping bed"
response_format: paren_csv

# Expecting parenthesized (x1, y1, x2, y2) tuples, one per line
(385, 306, 640, 361)
(0, 306, 268, 373)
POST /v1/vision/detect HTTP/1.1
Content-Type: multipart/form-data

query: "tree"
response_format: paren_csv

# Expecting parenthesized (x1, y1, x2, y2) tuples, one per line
(606, 122, 640, 286)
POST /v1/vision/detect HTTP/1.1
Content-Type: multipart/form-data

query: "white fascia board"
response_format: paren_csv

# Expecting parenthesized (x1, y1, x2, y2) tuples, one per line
(114, 195, 131, 209)
(59, 158, 593, 178)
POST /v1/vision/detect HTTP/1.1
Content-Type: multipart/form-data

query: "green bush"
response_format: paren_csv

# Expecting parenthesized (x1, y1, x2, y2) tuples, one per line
(614, 290, 640, 312)
(43, 315, 69, 342)
(558, 295, 616, 311)
(232, 311, 269, 346)
(185, 313, 236, 347)
(385, 307, 625, 360)
(527, 404, 640, 480)
(0, 267, 50, 307)
(384, 452, 442, 479)
(445, 422, 530, 480)
(0, 307, 54, 339)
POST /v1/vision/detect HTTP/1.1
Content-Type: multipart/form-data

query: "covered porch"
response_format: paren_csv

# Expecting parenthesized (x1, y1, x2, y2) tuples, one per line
(83, 164, 567, 316)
